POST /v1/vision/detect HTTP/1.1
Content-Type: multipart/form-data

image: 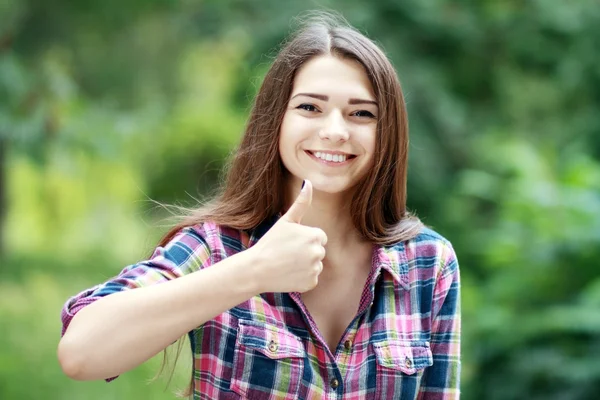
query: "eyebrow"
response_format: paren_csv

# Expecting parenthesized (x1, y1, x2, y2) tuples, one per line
(291, 93, 378, 106)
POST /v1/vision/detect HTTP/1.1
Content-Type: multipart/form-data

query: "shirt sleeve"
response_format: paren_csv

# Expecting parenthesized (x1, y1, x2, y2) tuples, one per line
(59, 225, 213, 381)
(418, 241, 461, 400)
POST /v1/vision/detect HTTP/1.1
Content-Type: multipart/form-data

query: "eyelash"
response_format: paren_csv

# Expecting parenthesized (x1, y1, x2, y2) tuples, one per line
(296, 103, 376, 119)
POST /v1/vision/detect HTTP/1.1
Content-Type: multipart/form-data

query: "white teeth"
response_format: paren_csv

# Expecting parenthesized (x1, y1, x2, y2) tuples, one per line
(312, 151, 348, 163)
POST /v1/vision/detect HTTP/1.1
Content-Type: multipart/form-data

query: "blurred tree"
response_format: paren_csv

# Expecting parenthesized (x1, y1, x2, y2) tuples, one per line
(0, 0, 184, 256)
(0, 135, 5, 255)
(2, 0, 600, 399)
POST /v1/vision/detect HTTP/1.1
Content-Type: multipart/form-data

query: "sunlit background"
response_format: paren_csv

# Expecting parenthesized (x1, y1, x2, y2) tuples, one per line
(2, 1, 600, 399)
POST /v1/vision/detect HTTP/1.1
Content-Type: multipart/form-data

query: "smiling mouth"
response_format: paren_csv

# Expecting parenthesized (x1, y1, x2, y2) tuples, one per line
(305, 150, 357, 165)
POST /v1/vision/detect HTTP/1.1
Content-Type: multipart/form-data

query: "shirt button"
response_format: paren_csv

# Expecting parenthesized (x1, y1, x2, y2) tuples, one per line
(344, 340, 353, 351)
(268, 340, 278, 353)
(330, 378, 339, 389)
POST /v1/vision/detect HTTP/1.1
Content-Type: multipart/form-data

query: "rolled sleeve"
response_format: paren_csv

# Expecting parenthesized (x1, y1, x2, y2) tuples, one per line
(61, 225, 212, 335)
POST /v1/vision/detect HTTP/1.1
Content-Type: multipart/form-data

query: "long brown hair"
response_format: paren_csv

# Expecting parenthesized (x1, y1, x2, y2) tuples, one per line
(157, 13, 422, 250)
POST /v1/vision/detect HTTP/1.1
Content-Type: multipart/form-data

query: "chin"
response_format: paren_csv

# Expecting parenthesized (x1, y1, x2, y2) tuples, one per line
(311, 179, 356, 195)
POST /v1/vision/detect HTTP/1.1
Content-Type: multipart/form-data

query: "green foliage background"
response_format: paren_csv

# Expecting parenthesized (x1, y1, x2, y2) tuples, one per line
(1, 1, 600, 399)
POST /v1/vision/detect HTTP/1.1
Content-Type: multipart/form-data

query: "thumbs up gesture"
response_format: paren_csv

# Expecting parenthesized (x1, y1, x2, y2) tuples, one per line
(248, 180, 328, 294)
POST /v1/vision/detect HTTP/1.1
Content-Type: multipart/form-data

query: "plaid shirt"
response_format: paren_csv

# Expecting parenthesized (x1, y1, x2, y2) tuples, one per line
(62, 215, 461, 399)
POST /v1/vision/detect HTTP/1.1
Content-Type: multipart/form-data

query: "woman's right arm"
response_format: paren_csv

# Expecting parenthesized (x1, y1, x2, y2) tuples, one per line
(57, 226, 262, 381)
(58, 182, 327, 382)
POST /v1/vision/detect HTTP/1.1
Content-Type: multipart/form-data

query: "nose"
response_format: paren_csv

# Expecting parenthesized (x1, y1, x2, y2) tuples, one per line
(318, 111, 349, 142)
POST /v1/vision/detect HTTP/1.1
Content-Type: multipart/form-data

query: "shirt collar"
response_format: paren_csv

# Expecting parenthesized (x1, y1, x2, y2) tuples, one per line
(375, 243, 410, 290)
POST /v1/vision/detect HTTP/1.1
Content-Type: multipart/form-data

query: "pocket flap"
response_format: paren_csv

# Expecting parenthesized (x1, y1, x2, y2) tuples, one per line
(238, 319, 305, 360)
(373, 340, 433, 375)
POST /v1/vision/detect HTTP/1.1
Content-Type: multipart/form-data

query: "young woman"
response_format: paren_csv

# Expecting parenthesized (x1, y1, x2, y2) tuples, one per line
(58, 14, 461, 400)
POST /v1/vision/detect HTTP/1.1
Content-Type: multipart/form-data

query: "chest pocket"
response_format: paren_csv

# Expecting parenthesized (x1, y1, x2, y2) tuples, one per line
(230, 319, 305, 399)
(373, 339, 433, 399)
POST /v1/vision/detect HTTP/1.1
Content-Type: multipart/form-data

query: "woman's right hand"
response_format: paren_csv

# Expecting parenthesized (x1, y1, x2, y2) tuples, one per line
(249, 180, 328, 294)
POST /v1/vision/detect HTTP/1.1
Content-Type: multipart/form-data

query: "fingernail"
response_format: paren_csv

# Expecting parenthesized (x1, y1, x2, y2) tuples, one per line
(301, 180, 306, 190)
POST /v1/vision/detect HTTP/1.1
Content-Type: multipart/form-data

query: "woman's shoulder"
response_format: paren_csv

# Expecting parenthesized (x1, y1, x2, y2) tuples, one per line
(411, 226, 454, 248)
(174, 219, 270, 255)
(384, 226, 457, 269)
(174, 222, 246, 248)
(385, 225, 454, 250)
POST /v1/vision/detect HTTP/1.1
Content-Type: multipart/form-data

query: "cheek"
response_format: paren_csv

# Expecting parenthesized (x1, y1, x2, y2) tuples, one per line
(358, 126, 377, 155)
(278, 115, 301, 169)
(278, 118, 293, 154)
(279, 113, 309, 150)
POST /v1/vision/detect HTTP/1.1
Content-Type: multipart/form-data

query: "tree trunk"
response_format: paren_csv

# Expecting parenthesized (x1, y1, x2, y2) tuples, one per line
(0, 136, 5, 257)
(0, 30, 10, 259)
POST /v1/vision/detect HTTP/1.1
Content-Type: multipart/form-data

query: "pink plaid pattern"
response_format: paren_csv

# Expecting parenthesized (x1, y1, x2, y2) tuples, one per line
(61, 215, 461, 399)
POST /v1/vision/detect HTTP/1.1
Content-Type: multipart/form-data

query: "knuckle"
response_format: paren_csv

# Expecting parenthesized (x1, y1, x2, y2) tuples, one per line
(302, 279, 317, 292)
(312, 247, 325, 261)
(319, 232, 328, 245)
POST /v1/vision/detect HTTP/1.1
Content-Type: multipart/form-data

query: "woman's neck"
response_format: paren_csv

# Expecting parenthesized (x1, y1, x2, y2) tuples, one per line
(283, 180, 364, 251)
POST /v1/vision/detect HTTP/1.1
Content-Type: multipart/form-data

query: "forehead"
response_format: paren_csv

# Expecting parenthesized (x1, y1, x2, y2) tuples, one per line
(291, 55, 376, 100)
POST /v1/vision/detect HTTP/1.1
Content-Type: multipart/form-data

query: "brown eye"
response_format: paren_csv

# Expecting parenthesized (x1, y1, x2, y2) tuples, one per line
(297, 104, 318, 112)
(353, 110, 376, 118)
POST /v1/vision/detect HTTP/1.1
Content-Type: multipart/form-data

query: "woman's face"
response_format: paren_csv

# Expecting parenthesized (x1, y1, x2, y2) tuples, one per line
(279, 55, 378, 195)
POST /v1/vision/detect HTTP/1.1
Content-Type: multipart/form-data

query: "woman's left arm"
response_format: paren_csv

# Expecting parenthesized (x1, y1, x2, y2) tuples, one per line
(418, 241, 461, 400)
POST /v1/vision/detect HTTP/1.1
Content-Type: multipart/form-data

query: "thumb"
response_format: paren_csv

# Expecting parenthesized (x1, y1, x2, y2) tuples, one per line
(282, 180, 312, 224)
